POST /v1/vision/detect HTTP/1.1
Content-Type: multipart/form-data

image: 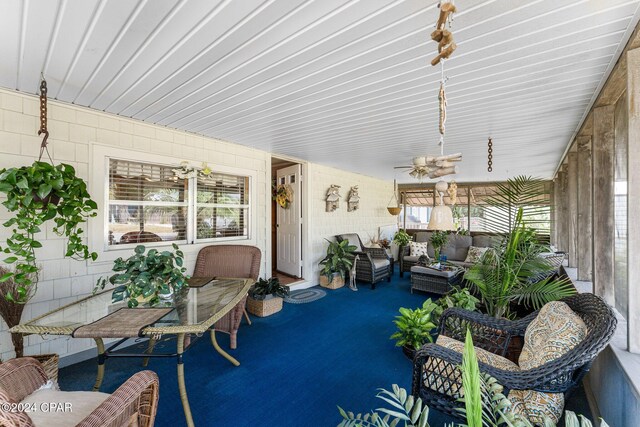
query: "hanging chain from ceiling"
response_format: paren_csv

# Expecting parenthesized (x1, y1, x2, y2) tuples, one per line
(487, 137, 493, 172)
(37, 75, 53, 163)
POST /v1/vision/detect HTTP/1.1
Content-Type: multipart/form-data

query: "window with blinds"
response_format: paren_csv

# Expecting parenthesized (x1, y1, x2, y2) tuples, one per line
(195, 173, 249, 240)
(107, 159, 250, 247)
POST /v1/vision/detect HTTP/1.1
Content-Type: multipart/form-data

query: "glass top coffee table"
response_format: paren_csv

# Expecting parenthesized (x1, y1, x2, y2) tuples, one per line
(11, 277, 252, 427)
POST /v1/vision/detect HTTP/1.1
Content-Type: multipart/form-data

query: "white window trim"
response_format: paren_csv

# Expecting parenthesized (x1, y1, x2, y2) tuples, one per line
(89, 143, 257, 264)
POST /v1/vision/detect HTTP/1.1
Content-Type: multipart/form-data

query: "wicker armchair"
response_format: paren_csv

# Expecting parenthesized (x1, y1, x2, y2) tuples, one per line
(193, 245, 262, 349)
(336, 234, 391, 290)
(0, 357, 158, 427)
(411, 293, 616, 421)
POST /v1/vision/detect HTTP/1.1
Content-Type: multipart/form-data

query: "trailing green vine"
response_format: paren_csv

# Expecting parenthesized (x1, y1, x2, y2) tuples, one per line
(0, 161, 98, 302)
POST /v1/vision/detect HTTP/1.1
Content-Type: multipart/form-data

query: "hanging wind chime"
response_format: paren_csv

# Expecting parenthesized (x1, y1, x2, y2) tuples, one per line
(395, 0, 462, 180)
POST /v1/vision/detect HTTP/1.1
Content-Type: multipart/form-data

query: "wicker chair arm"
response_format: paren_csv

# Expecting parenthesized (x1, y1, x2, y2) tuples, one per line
(0, 358, 48, 403)
(438, 308, 536, 356)
(78, 370, 159, 427)
(413, 342, 584, 396)
(362, 246, 390, 260)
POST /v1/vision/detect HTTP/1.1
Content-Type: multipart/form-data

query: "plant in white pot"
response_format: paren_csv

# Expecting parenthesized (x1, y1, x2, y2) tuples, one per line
(319, 239, 356, 289)
(247, 277, 289, 317)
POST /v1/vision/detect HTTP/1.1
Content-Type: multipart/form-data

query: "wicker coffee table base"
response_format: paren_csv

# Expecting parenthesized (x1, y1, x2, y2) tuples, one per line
(410, 269, 463, 295)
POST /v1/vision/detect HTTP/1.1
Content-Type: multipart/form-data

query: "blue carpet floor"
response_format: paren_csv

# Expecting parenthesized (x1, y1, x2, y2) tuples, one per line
(59, 271, 591, 426)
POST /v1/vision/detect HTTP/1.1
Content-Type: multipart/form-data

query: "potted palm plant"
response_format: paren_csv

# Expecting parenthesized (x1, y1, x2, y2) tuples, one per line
(247, 277, 289, 317)
(319, 239, 356, 289)
(97, 244, 189, 307)
(464, 209, 575, 319)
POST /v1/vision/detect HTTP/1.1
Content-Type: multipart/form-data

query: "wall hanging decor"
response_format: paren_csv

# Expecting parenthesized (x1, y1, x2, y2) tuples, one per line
(395, 0, 462, 181)
(347, 186, 360, 212)
(325, 185, 341, 212)
(172, 161, 213, 179)
(274, 183, 294, 209)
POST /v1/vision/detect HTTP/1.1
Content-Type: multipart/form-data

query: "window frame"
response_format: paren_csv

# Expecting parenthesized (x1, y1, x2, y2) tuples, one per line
(90, 144, 257, 264)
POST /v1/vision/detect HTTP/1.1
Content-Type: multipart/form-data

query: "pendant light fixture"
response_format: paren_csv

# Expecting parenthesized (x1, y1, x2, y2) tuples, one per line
(427, 180, 456, 231)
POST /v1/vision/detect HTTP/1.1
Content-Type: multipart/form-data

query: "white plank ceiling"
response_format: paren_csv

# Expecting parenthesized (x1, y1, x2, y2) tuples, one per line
(1, 0, 639, 182)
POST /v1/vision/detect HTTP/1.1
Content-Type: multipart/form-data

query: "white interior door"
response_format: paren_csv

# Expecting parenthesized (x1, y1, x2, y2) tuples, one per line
(276, 164, 302, 277)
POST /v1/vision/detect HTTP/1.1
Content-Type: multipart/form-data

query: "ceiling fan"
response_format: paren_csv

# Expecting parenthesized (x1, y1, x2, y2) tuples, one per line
(394, 152, 462, 180)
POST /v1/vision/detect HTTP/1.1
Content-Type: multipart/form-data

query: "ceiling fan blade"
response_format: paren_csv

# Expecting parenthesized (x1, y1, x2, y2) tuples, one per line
(394, 166, 413, 169)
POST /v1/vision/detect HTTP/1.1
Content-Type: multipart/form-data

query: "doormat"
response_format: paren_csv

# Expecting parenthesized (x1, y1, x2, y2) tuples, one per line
(284, 288, 327, 304)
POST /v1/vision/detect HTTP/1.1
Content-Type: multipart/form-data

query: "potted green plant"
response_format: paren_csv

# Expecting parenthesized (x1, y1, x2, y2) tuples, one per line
(97, 244, 189, 307)
(0, 266, 33, 358)
(247, 277, 289, 317)
(429, 230, 449, 262)
(0, 161, 98, 302)
(319, 239, 356, 289)
(464, 209, 575, 319)
(390, 302, 438, 360)
(393, 229, 412, 248)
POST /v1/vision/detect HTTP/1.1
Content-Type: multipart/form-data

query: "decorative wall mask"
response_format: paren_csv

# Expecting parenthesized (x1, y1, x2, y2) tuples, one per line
(347, 186, 360, 212)
(325, 185, 341, 212)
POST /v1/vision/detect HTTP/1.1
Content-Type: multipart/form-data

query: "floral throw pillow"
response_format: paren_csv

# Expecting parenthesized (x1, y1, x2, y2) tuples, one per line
(464, 246, 488, 263)
(409, 241, 429, 257)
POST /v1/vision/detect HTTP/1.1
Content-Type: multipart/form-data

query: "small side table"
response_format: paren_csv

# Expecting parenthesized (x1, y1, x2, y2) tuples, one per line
(410, 265, 463, 295)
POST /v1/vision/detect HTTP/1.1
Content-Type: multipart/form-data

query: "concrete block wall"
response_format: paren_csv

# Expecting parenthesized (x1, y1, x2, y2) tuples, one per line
(308, 163, 395, 282)
(0, 88, 270, 360)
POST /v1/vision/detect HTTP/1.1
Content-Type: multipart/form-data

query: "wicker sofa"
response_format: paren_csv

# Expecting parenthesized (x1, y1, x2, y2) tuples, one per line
(399, 232, 497, 277)
(0, 357, 159, 427)
(336, 233, 391, 289)
(411, 293, 616, 424)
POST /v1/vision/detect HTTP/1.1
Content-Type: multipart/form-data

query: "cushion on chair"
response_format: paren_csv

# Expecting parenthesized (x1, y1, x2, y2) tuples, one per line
(372, 258, 390, 270)
(441, 234, 472, 261)
(518, 301, 587, 369)
(340, 234, 363, 252)
(472, 234, 498, 248)
(507, 301, 588, 424)
(409, 242, 429, 257)
(507, 389, 566, 425)
(425, 335, 519, 397)
(448, 260, 473, 269)
(22, 389, 110, 426)
(402, 255, 420, 264)
(464, 246, 488, 263)
(413, 232, 431, 243)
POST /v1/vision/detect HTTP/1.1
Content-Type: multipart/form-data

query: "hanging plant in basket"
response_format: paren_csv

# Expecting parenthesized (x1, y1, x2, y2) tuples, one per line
(273, 183, 294, 209)
(0, 77, 98, 302)
(0, 162, 98, 301)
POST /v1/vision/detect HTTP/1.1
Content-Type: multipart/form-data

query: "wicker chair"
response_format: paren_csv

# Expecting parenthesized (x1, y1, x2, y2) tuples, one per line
(411, 293, 616, 422)
(0, 357, 158, 427)
(336, 234, 391, 290)
(193, 245, 262, 349)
